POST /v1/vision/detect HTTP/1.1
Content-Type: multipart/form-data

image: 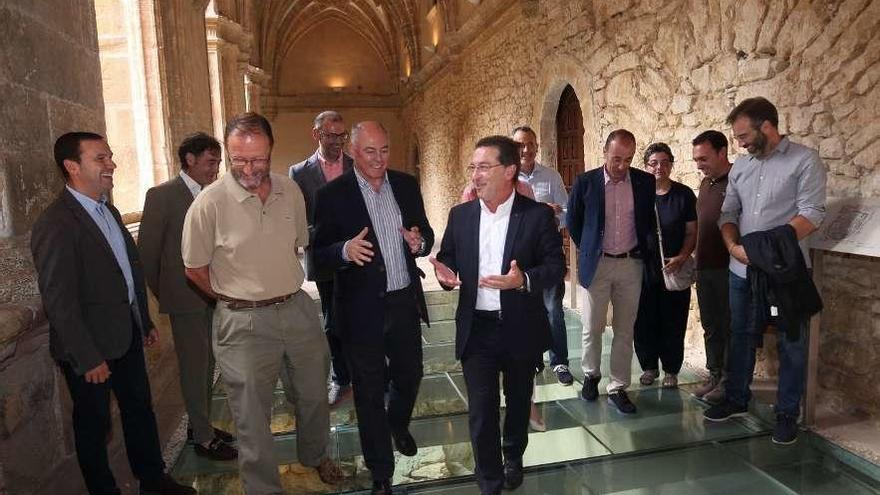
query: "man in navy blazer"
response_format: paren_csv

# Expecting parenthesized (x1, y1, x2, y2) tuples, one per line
(567, 129, 658, 415)
(312, 121, 433, 495)
(432, 135, 565, 495)
(289, 110, 355, 405)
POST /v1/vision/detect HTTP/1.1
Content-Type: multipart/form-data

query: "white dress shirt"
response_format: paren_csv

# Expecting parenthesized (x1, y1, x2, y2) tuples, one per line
(476, 190, 515, 311)
(179, 170, 202, 198)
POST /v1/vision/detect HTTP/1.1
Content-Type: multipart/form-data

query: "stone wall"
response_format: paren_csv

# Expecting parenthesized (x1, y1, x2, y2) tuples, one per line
(0, 0, 105, 492)
(403, 0, 880, 416)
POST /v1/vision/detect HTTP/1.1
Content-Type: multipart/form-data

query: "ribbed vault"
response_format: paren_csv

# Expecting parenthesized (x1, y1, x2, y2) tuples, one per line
(254, 0, 421, 93)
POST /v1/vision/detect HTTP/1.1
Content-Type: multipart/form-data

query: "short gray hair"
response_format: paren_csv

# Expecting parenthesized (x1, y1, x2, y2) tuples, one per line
(313, 110, 344, 130)
(350, 121, 389, 146)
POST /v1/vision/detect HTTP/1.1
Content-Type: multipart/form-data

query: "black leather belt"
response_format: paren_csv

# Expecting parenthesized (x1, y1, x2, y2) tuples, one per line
(474, 309, 502, 320)
(218, 293, 293, 310)
(603, 249, 642, 259)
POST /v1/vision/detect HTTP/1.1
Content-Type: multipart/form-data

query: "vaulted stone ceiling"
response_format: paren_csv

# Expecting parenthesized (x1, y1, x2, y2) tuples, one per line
(253, 0, 421, 93)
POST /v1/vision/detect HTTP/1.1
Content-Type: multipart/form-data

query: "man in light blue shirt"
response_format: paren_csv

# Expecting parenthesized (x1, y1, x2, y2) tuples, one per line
(512, 126, 572, 386)
(703, 97, 826, 447)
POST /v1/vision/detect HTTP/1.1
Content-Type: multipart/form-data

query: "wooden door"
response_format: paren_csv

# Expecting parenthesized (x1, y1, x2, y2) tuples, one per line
(555, 85, 584, 268)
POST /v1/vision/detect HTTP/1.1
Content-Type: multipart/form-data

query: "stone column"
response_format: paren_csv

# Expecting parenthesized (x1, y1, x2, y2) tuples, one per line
(0, 1, 104, 492)
(205, 13, 251, 143)
(245, 65, 271, 114)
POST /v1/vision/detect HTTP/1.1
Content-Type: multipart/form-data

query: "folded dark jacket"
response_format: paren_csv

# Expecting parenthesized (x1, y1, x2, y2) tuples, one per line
(741, 224, 822, 342)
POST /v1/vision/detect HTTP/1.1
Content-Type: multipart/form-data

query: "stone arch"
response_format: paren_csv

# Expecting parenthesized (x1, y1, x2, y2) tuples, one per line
(532, 54, 601, 174)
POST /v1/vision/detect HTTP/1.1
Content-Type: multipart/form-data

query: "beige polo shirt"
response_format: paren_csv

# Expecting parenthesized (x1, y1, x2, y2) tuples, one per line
(182, 172, 308, 300)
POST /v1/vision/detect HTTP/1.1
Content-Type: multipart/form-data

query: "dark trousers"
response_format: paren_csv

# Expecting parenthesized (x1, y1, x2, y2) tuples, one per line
(545, 281, 569, 367)
(345, 286, 423, 480)
(462, 313, 536, 495)
(60, 330, 165, 495)
(316, 279, 350, 386)
(696, 269, 730, 380)
(634, 279, 692, 374)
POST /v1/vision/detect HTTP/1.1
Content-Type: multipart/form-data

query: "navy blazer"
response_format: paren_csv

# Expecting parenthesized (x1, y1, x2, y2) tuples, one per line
(31, 189, 155, 375)
(312, 169, 434, 340)
(567, 166, 659, 288)
(436, 194, 566, 361)
(289, 151, 354, 281)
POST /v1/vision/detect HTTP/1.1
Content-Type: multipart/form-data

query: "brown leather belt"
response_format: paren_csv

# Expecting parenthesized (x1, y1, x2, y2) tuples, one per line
(217, 293, 293, 310)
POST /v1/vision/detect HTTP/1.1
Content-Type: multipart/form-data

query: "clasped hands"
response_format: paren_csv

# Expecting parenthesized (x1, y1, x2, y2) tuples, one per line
(429, 258, 525, 291)
(344, 225, 424, 266)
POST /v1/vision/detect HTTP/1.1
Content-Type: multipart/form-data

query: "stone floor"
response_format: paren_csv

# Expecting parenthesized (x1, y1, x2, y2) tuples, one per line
(169, 287, 880, 494)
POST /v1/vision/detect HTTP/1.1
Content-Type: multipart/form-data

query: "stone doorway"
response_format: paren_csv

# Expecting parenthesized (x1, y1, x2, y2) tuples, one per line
(555, 84, 584, 191)
(555, 84, 584, 266)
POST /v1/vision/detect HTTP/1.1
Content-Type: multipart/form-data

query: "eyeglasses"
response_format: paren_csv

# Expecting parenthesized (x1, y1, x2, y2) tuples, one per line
(466, 163, 504, 175)
(319, 130, 349, 142)
(646, 159, 673, 168)
(230, 157, 270, 168)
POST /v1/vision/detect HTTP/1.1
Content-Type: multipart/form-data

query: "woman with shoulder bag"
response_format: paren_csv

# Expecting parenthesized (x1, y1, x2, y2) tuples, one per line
(634, 143, 697, 389)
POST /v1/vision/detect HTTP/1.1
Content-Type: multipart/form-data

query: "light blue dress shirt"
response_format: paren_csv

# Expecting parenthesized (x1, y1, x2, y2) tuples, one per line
(66, 186, 136, 303)
(519, 162, 569, 228)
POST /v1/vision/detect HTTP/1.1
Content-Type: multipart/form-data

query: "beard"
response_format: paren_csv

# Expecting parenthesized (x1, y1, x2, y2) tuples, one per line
(232, 169, 267, 190)
(748, 129, 769, 156)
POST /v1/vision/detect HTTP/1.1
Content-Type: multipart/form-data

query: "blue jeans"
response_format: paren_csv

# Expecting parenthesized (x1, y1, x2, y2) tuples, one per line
(545, 281, 568, 367)
(726, 272, 807, 416)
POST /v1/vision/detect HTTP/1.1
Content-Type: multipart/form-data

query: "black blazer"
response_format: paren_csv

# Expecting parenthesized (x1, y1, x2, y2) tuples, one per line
(312, 169, 434, 340)
(567, 166, 659, 288)
(289, 152, 354, 281)
(436, 194, 566, 361)
(30, 189, 155, 375)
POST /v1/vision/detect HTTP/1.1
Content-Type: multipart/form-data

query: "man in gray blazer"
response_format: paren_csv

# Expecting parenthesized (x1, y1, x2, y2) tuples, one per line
(139, 133, 236, 460)
(289, 110, 354, 405)
(31, 132, 195, 495)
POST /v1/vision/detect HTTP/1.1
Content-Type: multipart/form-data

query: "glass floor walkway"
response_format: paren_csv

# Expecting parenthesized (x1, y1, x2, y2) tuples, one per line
(171, 290, 880, 494)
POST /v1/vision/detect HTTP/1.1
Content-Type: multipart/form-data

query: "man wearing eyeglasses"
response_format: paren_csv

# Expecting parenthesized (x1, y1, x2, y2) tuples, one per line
(313, 121, 433, 495)
(289, 110, 355, 406)
(430, 135, 565, 495)
(182, 112, 342, 494)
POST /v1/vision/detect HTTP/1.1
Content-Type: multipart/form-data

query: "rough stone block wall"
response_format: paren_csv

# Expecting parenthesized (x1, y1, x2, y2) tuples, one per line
(0, 1, 105, 493)
(404, 0, 880, 416)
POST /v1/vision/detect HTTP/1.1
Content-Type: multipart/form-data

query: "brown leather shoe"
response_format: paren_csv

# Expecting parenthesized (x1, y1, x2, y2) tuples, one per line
(316, 457, 344, 485)
(194, 438, 237, 461)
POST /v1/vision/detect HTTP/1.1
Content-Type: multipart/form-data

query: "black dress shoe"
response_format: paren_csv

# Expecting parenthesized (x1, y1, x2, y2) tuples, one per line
(503, 457, 524, 490)
(581, 376, 600, 401)
(392, 429, 418, 456)
(371, 479, 392, 495)
(140, 474, 196, 495)
(187, 427, 235, 444)
(194, 438, 238, 461)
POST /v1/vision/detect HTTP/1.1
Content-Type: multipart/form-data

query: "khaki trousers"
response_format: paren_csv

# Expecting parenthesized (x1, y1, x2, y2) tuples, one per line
(214, 291, 330, 495)
(169, 307, 215, 444)
(580, 256, 644, 393)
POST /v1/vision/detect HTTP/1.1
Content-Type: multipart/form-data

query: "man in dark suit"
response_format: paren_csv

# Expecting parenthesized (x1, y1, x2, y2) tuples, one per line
(567, 129, 657, 415)
(431, 135, 565, 495)
(30, 132, 195, 495)
(288, 110, 355, 405)
(313, 121, 433, 495)
(138, 132, 236, 460)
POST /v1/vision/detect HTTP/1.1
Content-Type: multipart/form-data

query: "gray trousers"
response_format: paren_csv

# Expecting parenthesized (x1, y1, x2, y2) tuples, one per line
(214, 291, 331, 495)
(696, 268, 730, 380)
(169, 308, 216, 444)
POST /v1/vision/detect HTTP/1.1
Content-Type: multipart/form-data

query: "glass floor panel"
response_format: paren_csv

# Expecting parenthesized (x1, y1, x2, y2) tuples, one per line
(172, 290, 880, 494)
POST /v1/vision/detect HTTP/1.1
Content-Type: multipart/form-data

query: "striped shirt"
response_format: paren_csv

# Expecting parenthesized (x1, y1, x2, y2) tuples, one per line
(354, 168, 410, 291)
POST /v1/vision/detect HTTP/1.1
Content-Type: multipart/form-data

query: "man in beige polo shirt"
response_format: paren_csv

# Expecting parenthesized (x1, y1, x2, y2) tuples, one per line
(182, 112, 340, 494)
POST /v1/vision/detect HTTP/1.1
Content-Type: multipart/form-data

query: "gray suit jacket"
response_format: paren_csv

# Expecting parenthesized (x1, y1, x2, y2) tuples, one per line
(138, 176, 211, 313)
(31, 189, 155, 375)
(289, 151, 354, 281)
